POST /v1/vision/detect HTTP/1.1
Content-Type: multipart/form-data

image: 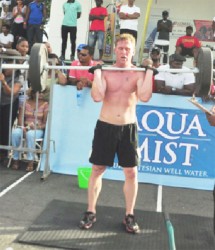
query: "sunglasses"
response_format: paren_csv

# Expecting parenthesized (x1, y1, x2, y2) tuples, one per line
(79, 53, 88, 57)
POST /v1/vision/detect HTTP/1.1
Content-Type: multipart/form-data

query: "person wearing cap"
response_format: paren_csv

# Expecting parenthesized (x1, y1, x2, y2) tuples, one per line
(88, 0, 108, 61)
(175, 26, 201, 63)
(150, 47, 161, 68)
(58, 44, 100, 89)
(154, 53, 195, 96)
(142, 47, 161, 92)
(118, 0, 140, 42)
(156, 10, 172, 64)
(60, 0, 82, 61)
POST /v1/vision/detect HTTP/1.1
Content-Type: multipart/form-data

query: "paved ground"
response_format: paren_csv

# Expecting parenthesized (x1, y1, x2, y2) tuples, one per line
(0, 163, 214, 250)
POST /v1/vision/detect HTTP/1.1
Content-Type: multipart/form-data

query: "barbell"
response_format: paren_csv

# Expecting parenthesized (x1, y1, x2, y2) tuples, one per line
(1, 43, 214, 96)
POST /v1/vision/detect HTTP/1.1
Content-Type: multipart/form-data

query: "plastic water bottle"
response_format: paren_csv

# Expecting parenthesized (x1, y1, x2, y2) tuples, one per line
(77, 89, 82, 106)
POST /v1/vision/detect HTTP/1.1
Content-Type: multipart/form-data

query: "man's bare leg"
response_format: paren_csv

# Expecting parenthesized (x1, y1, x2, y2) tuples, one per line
(87, 165, 106, 213)
(79, 165, 105, 229)
(123, 167, 138, 215)
(123, 167, 139, 233)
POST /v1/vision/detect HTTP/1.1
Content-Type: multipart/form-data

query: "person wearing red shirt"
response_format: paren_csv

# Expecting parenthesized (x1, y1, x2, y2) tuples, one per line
(175, 26, 201, 61)
(58, 44, 99, 89)
(88, 0, 108, 60)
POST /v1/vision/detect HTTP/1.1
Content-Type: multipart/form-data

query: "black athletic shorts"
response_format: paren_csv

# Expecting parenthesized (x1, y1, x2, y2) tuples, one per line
(89, 120, 140, 167)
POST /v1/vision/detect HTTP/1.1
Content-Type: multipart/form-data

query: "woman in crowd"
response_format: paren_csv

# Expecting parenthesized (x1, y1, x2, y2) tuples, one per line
(16, 37, 29, 107)
(0, 60, 23, 163)
(11, 87, 49, 172)
(12, 0, 27, 48)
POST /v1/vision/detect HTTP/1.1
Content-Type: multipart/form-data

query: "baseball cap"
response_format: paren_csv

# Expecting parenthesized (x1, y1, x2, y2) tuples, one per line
(151, 47, 160, 54)
(77, 44, 87, 52)
(169, 53, 186, 62)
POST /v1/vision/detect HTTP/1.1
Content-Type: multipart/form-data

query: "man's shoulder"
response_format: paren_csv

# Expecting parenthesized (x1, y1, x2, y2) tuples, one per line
(158, 64, 169, 70)
(75, 1, 82, 7)
(133, 5, 140, 11)
(71, 60, 80, 66)
(91, 6, 107, 12)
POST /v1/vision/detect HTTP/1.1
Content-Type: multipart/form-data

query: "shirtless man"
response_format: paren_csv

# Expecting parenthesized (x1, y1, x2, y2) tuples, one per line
(79, 33, 153, 233)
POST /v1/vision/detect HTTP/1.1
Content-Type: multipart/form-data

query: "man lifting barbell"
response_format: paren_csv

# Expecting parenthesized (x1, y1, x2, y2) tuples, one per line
(78, 33, 154, 234)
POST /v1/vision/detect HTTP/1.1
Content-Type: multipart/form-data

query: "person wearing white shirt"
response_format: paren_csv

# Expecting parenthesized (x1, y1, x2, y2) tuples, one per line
(155, 53, 195, 96)
(118, 0, 140, 42)
(0, 23, 14, 48)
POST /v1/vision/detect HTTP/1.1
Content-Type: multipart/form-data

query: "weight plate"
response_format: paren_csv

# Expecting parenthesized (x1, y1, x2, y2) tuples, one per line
(29, 43, 48, 92)
(195, 47, 213, 96)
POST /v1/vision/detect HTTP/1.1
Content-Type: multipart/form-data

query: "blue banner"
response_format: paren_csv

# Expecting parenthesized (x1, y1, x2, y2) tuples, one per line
(41, 85, 215, 190)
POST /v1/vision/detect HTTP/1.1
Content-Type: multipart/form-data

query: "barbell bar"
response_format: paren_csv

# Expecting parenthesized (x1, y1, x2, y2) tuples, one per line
(1, 43, 214, 96)
(1, 63, 200, 73)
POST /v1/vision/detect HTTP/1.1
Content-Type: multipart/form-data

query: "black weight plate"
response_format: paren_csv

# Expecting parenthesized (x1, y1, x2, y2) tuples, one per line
(29, 43, 48, 92)
(195, 47, 213, 96)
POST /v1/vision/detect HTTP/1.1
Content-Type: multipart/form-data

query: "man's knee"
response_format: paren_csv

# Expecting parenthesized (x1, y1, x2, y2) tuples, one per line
(124, 167, 138, 180)
(91, 165, 106, 177)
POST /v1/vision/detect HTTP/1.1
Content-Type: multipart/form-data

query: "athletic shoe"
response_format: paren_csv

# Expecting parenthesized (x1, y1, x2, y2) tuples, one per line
(123, 214, 140, 234)
(79, 211, 96, 229)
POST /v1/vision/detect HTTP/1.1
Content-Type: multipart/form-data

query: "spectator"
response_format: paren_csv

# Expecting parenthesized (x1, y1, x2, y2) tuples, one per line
(60, 0, 82, 61)
(155, 53, 195, 96)
(175, 26, 201, 63)
(206, 106, 215, 126)
(58, 44, 99, 90)
(16, 37, 29, 107)
(0, 23, 14, 48)
(150, 47, 161, 68)
(118, 0, 140, 42)
(88, 0, 107, 61)
(11, 87, 49, 171)
(156, 10, 172, 64)
(25, 0, 46, 51)
(142, 47, 161, 92)
(11, 0, 27, 49)
(0, 59, 23, 163)
(0, 0, 13, 29)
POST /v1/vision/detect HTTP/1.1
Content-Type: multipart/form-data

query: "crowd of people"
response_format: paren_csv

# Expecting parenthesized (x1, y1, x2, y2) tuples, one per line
(0, 0, 46, 52)
(0, 35, 50, 172)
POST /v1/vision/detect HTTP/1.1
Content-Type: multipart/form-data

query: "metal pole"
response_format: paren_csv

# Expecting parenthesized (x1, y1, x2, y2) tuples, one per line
(137, 0, 153, 66)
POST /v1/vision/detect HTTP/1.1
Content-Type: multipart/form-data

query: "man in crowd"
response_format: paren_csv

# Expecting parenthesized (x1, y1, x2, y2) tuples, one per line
(156, 10, 172, 64)
(0, 23, 13, 48)
(25, 0, 46, 51)
(118, 0, 140, 42)
(150, 47, 161, 68)
(58, 44, 98, 89)
(155, 53, 195, 96)
(79, 34, 153, 234)
(175, 26, 201, 63)
(142, 47, 161, 92)
(88, 0, 107, 61)
(60, 0, 82, 61)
